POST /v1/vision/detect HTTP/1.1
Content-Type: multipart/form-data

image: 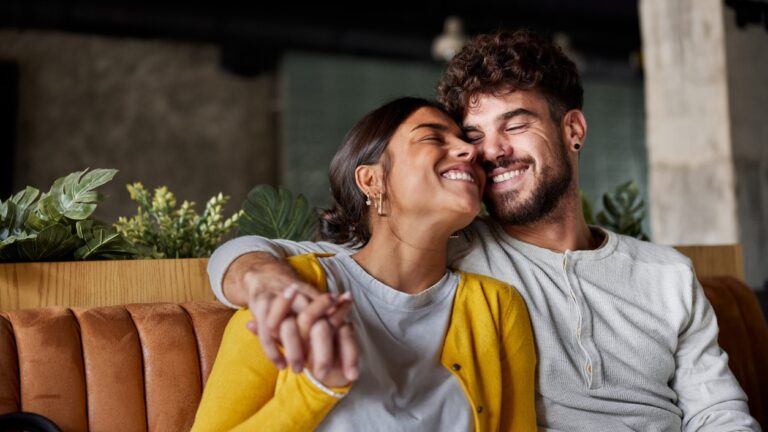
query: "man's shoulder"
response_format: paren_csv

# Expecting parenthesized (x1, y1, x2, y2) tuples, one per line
(610, 231, 692, 269)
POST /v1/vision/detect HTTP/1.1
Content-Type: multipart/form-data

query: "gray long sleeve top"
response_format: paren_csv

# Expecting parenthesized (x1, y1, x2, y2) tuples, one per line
(207, 219, 760, 431)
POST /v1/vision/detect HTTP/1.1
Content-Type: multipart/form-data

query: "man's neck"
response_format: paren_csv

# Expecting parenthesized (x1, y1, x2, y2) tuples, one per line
(501, 195, 602, 252)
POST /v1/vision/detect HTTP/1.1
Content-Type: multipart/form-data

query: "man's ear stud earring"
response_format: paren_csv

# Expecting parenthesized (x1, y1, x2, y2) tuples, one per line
(574, 143, 582, 151)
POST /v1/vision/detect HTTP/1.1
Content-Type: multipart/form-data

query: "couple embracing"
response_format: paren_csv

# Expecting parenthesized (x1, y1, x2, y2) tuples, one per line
(193, 30, 758, 432)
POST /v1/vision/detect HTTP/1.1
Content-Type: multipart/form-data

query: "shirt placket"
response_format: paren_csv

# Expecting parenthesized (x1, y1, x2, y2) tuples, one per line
(562, 251, 603, 389)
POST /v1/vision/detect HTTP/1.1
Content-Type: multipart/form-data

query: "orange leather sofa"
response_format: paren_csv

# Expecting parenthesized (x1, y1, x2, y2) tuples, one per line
(0, 302, 234, 431)
(0, 248, 766, 431)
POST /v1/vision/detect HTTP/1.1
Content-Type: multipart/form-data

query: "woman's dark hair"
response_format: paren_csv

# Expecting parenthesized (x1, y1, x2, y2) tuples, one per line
(436, 29, 583, 121)
(320, 96, 447, 246)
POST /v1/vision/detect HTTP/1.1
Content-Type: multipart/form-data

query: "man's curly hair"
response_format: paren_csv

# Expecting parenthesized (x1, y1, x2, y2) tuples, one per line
(436, 29, 583, 121)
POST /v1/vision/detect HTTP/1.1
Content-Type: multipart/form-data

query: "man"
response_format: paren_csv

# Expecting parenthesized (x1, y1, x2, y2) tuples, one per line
(207, 30, 759, 430)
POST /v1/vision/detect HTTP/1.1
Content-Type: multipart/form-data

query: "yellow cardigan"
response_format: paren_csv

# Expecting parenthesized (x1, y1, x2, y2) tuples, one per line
(192, 253, 537, 431)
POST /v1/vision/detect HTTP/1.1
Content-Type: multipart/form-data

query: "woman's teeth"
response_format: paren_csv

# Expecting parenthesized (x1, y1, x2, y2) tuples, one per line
(442, 170, 475, 183)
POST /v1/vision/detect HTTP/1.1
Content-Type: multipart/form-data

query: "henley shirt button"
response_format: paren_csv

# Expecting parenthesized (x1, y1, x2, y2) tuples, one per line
(451, 363, 461, 371)
(586, 363, 593, 374)
(476, 406, 484, 413)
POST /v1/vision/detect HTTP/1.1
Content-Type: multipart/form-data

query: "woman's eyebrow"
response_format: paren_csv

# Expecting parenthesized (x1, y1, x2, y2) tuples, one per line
(410, 123, 450, 132)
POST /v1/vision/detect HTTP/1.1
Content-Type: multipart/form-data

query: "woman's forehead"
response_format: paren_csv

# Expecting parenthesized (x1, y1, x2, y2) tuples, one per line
(400, 106, 458, 131)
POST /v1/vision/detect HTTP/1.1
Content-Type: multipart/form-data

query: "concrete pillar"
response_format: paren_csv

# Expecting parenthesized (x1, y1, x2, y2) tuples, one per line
(640, 0, 768, 288)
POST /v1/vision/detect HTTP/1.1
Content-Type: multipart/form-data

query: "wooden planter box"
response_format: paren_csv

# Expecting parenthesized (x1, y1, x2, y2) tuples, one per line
(0, 258, 215, 311)
(0, 245, 744, 312)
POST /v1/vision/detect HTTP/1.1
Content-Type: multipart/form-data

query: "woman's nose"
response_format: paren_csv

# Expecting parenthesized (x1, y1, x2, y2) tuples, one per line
(452, 139, 478, 162)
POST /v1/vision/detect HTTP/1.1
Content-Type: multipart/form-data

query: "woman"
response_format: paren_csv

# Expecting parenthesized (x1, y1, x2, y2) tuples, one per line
(192, 97, 536, 431)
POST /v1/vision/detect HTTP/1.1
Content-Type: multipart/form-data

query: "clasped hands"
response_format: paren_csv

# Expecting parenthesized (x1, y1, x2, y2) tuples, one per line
(245, 273, 360, 389)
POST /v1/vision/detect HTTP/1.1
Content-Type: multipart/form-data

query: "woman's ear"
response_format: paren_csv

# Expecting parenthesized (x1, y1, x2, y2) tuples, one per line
(563, 109, 587, 151)
(354, 164, 384, 196)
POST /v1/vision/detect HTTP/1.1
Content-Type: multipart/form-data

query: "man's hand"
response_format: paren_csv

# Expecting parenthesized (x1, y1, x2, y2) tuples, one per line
(283, 289, 359, 387)
(221, 251, 359, 382)
(246, 286, 359, 385)
(222, 252, 320, 369)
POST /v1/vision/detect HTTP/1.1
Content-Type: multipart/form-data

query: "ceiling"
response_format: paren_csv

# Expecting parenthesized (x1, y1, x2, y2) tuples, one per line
(0, 1, 642, 73)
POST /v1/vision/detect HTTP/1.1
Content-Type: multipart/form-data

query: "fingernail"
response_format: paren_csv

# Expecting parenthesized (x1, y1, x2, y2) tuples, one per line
(283, 285, 297, 299)
(347, 367, 359, 380)
(339, 292, 352, 301)
(246, 321, 258, 333)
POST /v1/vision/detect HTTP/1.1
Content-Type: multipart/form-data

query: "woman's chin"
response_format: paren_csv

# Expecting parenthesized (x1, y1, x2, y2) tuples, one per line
(447, 200, 481, 224)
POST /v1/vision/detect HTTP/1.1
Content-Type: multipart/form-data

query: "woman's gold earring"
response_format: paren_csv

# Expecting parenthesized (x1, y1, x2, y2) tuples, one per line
(376, 193, 385, 216)
(365, 193, 372, 206)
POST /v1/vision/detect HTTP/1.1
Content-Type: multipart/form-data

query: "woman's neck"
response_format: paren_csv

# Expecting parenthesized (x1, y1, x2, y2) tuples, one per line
(351, 221, 452, 295)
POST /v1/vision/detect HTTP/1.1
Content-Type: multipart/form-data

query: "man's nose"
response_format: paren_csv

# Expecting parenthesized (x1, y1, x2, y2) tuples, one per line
(478, 135, 508, 164)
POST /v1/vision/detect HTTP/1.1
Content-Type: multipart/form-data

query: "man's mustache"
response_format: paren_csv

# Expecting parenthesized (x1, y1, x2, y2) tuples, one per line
(482, 156, 535, 173)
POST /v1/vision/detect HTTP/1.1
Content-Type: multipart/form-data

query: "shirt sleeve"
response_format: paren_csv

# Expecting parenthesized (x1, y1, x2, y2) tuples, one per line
(191, 309, 349, 432)
(672, 269, 760, 431)
(499, 287, 538, 432)
(207, 235, 353, 308)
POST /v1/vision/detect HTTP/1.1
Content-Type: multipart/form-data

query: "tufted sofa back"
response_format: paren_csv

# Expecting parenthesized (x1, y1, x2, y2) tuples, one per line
(0, 301, 234, 432)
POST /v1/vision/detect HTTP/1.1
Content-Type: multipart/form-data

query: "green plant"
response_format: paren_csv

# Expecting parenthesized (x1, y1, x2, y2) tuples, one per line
(0, 168, 137, 261)
(115, 183, 241, 258)
(239, 185, 317, 241)
(583, 180, 649, 240)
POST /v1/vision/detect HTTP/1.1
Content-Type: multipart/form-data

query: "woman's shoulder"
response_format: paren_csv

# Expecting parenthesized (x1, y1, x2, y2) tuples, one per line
(457, 271, 527, 310)
(285, 253, 335, 293)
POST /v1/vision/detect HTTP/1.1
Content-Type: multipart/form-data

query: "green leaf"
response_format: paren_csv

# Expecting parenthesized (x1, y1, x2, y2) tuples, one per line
(594, 180, 650, 241)
(74, 220, 137, 260)
(42, 168, 117, 221)
(239, 185, 318, 241)
(602, 194, 620, 218)
(15, 224, 82, 261)
(10, 187, 40, 229)
(1, 187, 41, 235)
(0, 231, 37, 259)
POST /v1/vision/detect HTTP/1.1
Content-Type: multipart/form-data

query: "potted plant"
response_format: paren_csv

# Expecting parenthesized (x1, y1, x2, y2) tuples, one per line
(0, 169, 241, 311)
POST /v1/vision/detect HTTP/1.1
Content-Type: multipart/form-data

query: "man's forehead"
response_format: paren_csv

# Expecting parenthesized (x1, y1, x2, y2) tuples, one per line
(463, 90, 546, 125)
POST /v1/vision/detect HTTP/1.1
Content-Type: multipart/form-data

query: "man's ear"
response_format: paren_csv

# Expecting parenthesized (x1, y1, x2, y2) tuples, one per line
(354, 164, 384, 196)
(563, 109, 587, 150)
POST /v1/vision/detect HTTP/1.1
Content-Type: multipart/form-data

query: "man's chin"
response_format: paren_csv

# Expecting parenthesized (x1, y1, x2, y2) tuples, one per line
(484, 192, 554, 226)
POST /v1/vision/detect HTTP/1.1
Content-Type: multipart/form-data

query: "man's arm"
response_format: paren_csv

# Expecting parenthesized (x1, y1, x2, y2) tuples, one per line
(207, 235, 352, 308)
(673, 268, 760, 431)
(207, 235, 356, 374)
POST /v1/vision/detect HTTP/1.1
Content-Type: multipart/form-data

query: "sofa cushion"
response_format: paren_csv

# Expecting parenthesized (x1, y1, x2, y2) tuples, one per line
(700, 276, 768, 429)
(0, 302, 234, 432)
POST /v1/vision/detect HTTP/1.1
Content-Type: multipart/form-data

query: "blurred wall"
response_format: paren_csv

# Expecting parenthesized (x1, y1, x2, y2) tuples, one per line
(725, 6, 768, 290)
(641, 0, 768, 288)
(0, 30, 276, 224)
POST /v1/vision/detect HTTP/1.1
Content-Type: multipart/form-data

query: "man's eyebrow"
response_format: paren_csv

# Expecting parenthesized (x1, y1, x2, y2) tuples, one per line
(499, 108, 538, 121)
(462, 108, 538, 132)
(410, 123, 450, 132)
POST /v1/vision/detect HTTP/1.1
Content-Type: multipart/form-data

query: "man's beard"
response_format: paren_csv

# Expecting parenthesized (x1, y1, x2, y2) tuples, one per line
(484, 141, 573, 226)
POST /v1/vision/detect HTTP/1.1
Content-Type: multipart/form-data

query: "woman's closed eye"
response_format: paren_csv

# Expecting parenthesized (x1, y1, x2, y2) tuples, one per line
(465, 134, 483, 144)
(418, 135, 446, 144)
